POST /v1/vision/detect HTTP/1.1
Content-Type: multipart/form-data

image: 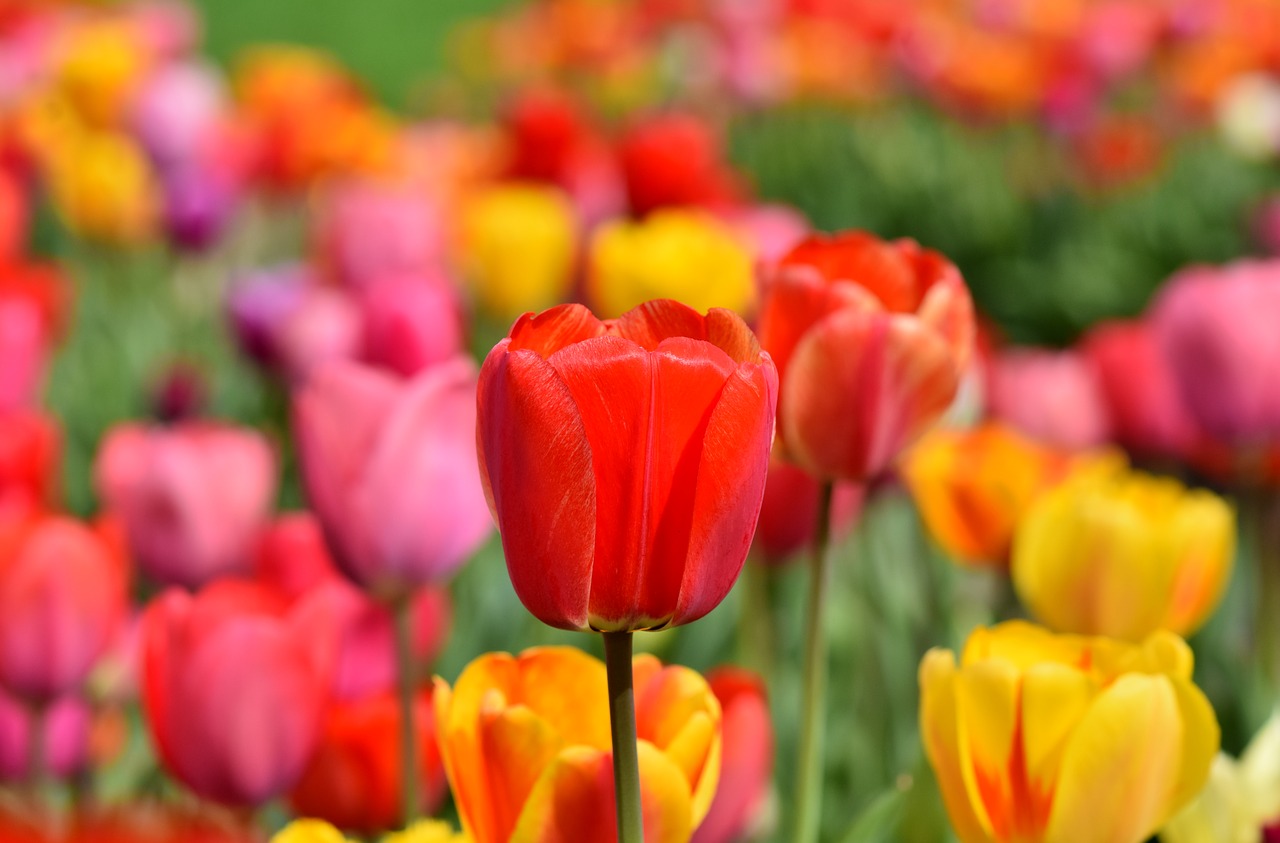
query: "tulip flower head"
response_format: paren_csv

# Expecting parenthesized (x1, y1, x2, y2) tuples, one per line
(921, 621, 1219, 843)
(1012, 459, 1234, 640)
(435, 646, 722, 843)
(757, 230, 973, 481)
(477, 300, 777, 632)
(691, 668, 773, 843)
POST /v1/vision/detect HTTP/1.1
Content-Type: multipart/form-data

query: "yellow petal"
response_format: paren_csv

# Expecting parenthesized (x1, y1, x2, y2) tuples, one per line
(271, 820, 352, 843)
(919, 648, 991, 843)
(1020, 662, 1097, 826)
(955, 658, 1023, 839)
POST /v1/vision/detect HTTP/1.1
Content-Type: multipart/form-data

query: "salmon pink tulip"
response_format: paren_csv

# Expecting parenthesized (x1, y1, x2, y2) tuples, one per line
(691, 668, 772, 843)
(476, 300, 777, 632)
(294, 357, 493, 597)
(757, 231, 973, 481)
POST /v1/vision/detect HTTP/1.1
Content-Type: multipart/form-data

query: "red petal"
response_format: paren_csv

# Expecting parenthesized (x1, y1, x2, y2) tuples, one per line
(507, 304, 606, 358)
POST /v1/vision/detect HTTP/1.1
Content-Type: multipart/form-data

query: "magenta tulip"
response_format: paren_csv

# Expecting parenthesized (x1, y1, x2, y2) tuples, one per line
(293, 357, 493, 598)
(94, 421, 277, 589)
(358, 273, 466, 377)
(0, 690, 90, 781)
(141, 579, 339, 806)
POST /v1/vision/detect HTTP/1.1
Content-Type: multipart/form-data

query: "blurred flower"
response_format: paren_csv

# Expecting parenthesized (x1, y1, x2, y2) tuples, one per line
(95, 420, 277, 590)
(1072, 115, 1163, 188)
(921, 621, 1218, 843)
(46, 132, 159, 246)
(1162, 710, 1280, 843)
(1012, 460, 1234, 640)
(358, 274, 467, 377)
(141, 580, 340, 806)
(757, 230, 973, 480)
(988, 347, 1112, 451)
(130, 61, 228, 167)
(54, 21, 150, 128)
(588, 209, 754, 318)
(0, 690, 89, 781)
(252, 513, 453, 702)
(618, 112, 741, 216)
(315, 180, 446, 290)
(1216, 73, 1280, 161)
(691, 668, 772, 843)
(722, 204, 809, 267)
(457, 182, 577, 319)
(1081, 319, 1201, 460)
(476, 301, 776, 632)
(0, 513, 128, 704)
(1152, 259, 1280, 448)
(1253, 195, 1280, 256)
(161, 164, 239, 252)
(0, 260, 68, 412)
(752, 455, 863, 565)
(290, 687, 447, 833)
(272, 820, 353, 843)
(435, 646, 721, 843)
(381, 821, 469, 843)
(903, 422, 1073, 569)
(0, 410, 58, 514)
(294, 358, 492, 599)
(0, 168, 28, 264)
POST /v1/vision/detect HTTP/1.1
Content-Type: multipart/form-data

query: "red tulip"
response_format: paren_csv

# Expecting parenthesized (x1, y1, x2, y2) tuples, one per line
(1081, 319, 1200, 459)
(757, 231, 973, 480)
(0, 168, 27, 264)
(252, 513, 452, 701)
(293, 357, 493, 598)
(289, 687, 447, 833)
(141, 579, 339, 806)
(752, 455, 864, 565)
(0, 514, 127, 704)
(476, 299, 777, 632)
(358, 273, 466, 377)
(94, 421, 277, 589)
(691, 668, 773, 843)
(0, 410, 58, 515)
(0, 261, 67, 413)
(988, 347, 1112, 451)
(619, 113, 743, 216)
(0, 690, 90, 781)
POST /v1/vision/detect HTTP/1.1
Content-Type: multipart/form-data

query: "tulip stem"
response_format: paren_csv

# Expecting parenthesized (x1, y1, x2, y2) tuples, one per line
(603, 631, 644, 843)
(793, 482, 835, 843)
(394, 596, 420, 829)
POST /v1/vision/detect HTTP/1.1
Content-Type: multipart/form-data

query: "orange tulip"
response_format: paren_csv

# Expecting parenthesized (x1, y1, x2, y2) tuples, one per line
(920, 621, 1219, 843)
(435, 646, 721, 843)
(902, 422, 1073, 569)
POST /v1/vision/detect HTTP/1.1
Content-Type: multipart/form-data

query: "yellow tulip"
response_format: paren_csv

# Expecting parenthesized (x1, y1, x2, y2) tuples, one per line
(434, 646, 721, 843)
(272, 819, 469, 843)
(383, 820, 472, 843)
(1162, 711, 1280, 843)
(46, 132, 158, 246)
(588, 210, 754, 318)
(902, 422, 1073, 569)
(55, 21, 150, 127)
(458, 183, 577, 319)
(1011, 460, 1234, 640)
(271, 820, 353, 843)
(920, 621, 1219, 843)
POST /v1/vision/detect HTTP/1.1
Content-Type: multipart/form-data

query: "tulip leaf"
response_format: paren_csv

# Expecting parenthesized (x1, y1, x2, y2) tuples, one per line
(838, 786, 909, 843)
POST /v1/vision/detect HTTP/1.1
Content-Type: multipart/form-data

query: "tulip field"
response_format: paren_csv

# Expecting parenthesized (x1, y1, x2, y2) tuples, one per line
(4, 1, 1280, 842)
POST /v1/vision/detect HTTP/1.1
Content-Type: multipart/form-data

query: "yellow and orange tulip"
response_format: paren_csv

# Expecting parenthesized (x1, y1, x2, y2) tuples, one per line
(271, 819, 468, 843)
(1011, 461, 1234, 640)
(46, 132, 158, 246)
(920, 621, 1219, 843)
(434, 646, 721, 843)
(902, 422, 1073, 569)
(587, 210, 754, 318)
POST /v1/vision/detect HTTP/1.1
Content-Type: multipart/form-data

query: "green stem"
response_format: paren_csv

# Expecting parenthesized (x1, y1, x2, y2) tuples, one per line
(793, 482, 835, 843)
(603, 631, 643, 843)
(739, 558, 777, 682)
(394, 596, 420, 828)
(1255, 491, 1280, 691)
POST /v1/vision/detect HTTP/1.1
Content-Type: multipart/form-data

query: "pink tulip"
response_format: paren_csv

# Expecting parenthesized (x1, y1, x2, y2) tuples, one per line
(0, 514, 128, 704)
(315, 180, 446, 290)
(724, 204, 809, 266)
(131, 62, 227, 168)
(141, 579, 339, 806)
(1081, 319, 1200, 459)
(0, 690, 90, 781)
(0, 262, 65, 413)
(1153, 260, 1280, 446)
(692, 668, 773, 843)
(94, 421, 277, 589)
(293, 358, 493, 598)
(358, 273, 466, 377)
(988, 348, 1112, 451)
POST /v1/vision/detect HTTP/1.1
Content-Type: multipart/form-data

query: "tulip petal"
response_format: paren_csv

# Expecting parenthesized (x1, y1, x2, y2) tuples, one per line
(507, 304, 606, 358)
(955, 657, 1025, 839)
(919, 649, 991, 843)
(1163, 677, 1221, 817)
(635, 662, 722, 824)
(1044, 674, 1184, 843)
(1019, 663, 1096, 829)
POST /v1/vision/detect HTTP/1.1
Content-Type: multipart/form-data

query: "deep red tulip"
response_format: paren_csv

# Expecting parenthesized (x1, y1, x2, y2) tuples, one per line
(289, 687, 447, 833)
(141, 579, 339, 806)
(619, 113, 742, 216)
(692, 668, 773, 843)
(94, 421, 277, 589)
(1081, 319, 1200, 459)
(757, 231, 973, 480)
(502, 88, 592, 185)
(0, 410, 58, 515)
(477, 299, 778, 632)
(293, 357, 493, 598)
(253, 513, 453, 701)
(0, 514, 128, 704)
(1152, 259, 1280, 447)
(988, 347, 1112, 451)
(0, 690, 90, 781)
(752, 455, 864, 565)
(358, 273, 466, 377)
